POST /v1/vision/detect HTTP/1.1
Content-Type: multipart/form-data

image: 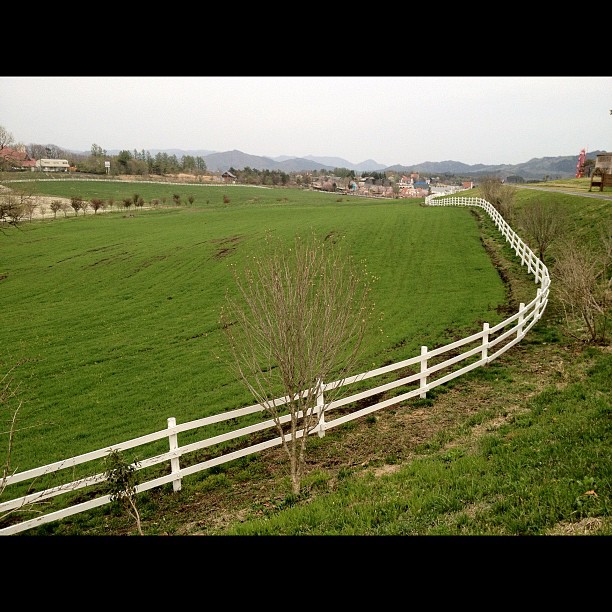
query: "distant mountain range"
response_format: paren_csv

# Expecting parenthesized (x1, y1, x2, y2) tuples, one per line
(100, 148, 387, 174)
(94, 148, 607, 180)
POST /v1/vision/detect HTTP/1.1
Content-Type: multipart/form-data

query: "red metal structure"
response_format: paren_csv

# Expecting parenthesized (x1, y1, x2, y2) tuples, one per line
(576, 148, 587, 178)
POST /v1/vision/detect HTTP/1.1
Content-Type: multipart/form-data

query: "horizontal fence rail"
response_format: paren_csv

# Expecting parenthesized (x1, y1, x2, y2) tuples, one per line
(0, 195, 550, 535)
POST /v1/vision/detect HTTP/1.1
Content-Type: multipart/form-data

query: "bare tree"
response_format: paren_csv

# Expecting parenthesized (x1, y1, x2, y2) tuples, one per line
(220, 232, 374, 496)
(0, 192, 25, 226)
(1, 364, 23, 506)
(50, 200, 63, 219)
(23, 199, 37, 222)
(70, 195, 83, 216)
(27, 144, 50, 160)
(0, 192, 15, 225)
(479, 176, 516, 222)
(518, 199, 568, 261)
(90, 199, 105, 214)
(1, 360, 45, 524)
(0, 125, 15, 150)
(6, 184, 38, 224)
(553, 234, 611, 344)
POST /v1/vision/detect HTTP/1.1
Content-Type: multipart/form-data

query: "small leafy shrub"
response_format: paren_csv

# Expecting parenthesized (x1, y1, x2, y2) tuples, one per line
(103, 449, 143, 535)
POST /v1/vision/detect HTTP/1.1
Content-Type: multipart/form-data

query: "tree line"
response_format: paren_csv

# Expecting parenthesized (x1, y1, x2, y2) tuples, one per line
(1, 124, 440, 187)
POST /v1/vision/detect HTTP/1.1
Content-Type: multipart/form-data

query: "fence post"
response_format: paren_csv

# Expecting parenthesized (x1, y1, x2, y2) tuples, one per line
(519, 241, 526, 267)
(535, 288, 542, 321)
(517, 303, 525, 339)
(316, 379, 326, 438)
(482, 323, 490, 363)
(420, 346, 428, 398)
(167, 417, 182, 492)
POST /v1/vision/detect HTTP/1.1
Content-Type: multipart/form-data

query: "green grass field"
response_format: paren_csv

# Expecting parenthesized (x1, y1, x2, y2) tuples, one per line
(1, 182, 507, 472)
(3, 177, 611, 536)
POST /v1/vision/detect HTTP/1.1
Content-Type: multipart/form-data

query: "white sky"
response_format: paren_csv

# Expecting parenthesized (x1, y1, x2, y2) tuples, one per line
(1, 76, 610, 166)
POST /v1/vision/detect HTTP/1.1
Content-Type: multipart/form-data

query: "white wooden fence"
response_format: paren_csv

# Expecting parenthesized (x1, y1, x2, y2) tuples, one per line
(0, 194, 551, 535)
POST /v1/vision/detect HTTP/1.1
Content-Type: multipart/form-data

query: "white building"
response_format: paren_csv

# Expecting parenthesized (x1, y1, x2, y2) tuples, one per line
(35, 158, 70, 172)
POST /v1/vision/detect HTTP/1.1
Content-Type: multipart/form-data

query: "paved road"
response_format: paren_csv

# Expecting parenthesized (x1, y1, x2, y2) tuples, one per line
(516, 185, 612, 201)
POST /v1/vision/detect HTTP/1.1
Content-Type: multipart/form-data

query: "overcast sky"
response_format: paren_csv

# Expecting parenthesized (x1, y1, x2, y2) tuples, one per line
(1, 76, 610, 166)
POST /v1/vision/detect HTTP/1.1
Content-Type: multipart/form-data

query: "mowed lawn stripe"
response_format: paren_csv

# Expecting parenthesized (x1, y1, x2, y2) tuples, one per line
(0, 192, 506, 470)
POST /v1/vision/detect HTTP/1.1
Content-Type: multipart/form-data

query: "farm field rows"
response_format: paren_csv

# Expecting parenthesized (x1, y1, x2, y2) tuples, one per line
(0, 183, 507, 472)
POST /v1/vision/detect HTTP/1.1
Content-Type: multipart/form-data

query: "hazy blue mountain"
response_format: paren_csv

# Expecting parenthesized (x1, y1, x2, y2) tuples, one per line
(175, 149, 605, 179)
(276, 158, 336, 172)
(200, 150, 331, 173)
(385, 152, 606, 181)
(271, 155, 385, 171)
(301, 155, 387, 172)
(70, 146, 605, 179)
(100, 149, 388, 172)
(354, 159, 387, 172)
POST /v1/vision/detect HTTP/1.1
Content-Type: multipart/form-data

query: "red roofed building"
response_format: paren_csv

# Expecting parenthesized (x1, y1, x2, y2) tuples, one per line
(0, 146, 36, 171)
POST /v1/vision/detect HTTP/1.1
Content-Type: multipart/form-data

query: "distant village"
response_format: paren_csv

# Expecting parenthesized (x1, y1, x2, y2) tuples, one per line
(309, 172, 474, 199)
(0, 145, 475, 200)
(219, 169, 474, 198)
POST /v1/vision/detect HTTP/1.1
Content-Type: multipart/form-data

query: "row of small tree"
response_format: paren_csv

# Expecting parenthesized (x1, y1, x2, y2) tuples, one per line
(0, 186, 199, 224)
